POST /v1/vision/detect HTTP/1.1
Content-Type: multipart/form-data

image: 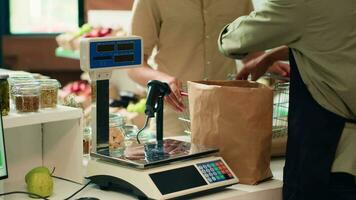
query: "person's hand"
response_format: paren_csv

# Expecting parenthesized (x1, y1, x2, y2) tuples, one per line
(267, 61, 290, 78)
(162, 76, 185, 112)
(237, 55, 271, 81)
(236, 54, 290, 81)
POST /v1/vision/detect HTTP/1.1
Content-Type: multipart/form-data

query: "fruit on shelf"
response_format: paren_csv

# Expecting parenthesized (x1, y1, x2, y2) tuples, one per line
(127, 98, 146, 113)
(84, 27, 112, 38)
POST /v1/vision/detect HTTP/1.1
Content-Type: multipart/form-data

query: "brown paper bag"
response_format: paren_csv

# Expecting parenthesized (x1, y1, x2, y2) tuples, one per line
(188, 80, 273, 185)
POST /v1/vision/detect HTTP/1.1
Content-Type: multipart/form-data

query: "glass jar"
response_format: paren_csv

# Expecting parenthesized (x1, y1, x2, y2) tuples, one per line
(123, 124, 139, 146)
(8, 75, 35, 105)
(109, 113, 126, 151)
(38, 79, 61, 108)
(83, 126, 92, 155)
(12, 82, 40, 112)
(0, 74, 10, 116)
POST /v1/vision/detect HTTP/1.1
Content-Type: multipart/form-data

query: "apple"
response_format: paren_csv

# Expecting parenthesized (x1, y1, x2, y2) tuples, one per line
(98, 28, 112, 37)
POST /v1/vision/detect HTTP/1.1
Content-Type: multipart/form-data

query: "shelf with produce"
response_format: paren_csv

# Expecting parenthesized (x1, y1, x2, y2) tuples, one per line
(55, 47, 80, 60)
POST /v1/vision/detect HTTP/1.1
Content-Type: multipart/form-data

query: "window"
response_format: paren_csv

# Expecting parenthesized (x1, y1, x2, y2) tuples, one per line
(9, 0, 80, 34)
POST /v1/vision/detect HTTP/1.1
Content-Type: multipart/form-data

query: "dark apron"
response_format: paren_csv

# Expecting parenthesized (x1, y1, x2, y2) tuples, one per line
(283, 50, 349, 200)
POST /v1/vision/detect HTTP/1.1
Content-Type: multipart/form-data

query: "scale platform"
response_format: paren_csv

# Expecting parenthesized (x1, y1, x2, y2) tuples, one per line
(87, 139, 238, 199)
(91, 139, 219, 169)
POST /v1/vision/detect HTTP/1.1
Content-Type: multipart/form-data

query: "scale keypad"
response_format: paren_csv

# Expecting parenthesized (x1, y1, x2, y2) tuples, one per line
(197, 160, 234, 183)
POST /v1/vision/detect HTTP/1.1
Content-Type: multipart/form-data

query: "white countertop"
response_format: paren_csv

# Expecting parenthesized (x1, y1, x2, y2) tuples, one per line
(1, 134, 286, 199)
(1, 158, 285, 200)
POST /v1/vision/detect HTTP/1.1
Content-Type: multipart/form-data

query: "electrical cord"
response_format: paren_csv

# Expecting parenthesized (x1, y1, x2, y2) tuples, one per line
(0, 180, 92, 200)
(63, 180, 92, 200)
(136, 116, 150, 144)
(0, 191, 49, 199)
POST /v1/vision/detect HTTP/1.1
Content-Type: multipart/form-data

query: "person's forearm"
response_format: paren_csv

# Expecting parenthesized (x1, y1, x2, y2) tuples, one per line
(242, 51, 265, 64)
(263, 46, 289, 66)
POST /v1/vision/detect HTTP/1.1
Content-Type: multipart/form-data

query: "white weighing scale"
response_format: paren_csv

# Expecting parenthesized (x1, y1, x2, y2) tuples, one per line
(80, 36, 239, 200)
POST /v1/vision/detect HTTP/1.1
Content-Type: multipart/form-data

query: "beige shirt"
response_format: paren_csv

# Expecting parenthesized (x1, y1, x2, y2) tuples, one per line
(131, 0, 253, 135)
(218, 0, 356, 175)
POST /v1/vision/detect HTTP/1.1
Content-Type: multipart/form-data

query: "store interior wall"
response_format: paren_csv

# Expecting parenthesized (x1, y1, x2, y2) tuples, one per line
(2, 0, 133, 86)
(2, 0, 262, 86)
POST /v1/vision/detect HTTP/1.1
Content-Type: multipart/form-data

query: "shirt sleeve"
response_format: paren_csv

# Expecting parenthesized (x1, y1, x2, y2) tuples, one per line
(218, 0, 305, 59)
(130, 0, 161, 56)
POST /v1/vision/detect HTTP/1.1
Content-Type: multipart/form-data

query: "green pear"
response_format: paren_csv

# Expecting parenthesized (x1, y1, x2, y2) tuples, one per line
(134, 101, 146, 113)
(127, 103, 136, 112)
(25, 166, 51, 184)
(26, 172, 53, 198)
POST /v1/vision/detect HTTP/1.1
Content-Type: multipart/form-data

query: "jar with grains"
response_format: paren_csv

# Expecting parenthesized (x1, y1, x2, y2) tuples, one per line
(8, 75, 35, 104)
(109, 113, 126, 152)
(83, 127, 92, 155)
(38, 79, 61, 108)
(0, 74, 10, 116)
(12, 82, 40, 112)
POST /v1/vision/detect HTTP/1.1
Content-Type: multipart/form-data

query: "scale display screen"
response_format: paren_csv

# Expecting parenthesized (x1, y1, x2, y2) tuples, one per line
(96, 44, 115, 52)
(149, 166, 207, 195)
(0, 114, 8, 179)
(89, 39, 142, 69)
(114, 54, 134, 62)
(118, 43, 134, 51)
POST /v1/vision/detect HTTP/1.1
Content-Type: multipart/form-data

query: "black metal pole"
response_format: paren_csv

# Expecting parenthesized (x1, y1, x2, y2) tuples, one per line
(96, 79, 109, 148)
(156, 96, 164, 141)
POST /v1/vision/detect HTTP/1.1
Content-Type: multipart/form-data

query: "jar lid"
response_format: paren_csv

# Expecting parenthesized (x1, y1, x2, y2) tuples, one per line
(0, 74, 9, 79)
(9, 73, 34, 79)
(8, 76, 35, 85)
(12, 82, 40, 94)
(83, 127, 92, 136)
(38, 79, 61, 88)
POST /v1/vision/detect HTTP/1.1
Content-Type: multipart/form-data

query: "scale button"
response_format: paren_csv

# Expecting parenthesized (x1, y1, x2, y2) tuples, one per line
(209, 172, 213, 176)
(213, 172, 217, 176)
(212, 177, 217, 181)
(207, 178, 213, 183)
(220, 175, 225, 179)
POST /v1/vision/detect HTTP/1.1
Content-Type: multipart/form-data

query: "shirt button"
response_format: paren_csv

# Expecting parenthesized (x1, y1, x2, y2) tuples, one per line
(207, 61, 211, 65)
(205, 35, 210, 39)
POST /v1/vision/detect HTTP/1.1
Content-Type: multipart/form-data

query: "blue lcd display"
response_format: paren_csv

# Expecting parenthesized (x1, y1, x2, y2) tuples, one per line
(89, 39, 142, 69)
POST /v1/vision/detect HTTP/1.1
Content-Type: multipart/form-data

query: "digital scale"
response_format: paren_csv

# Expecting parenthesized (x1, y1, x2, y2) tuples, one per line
(80, 36, 238, 200)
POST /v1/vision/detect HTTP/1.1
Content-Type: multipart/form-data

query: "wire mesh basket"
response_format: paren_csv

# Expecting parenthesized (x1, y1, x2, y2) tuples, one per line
(272, 81, 289, 138)
(178, 85, 191, 135)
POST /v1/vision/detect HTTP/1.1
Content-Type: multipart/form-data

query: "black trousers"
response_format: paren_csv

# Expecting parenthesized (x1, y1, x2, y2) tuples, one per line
(283, 51, 356, 200)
